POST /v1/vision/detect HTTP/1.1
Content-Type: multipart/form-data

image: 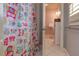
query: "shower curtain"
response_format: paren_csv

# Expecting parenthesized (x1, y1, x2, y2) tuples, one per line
(0, 3, 39, 56)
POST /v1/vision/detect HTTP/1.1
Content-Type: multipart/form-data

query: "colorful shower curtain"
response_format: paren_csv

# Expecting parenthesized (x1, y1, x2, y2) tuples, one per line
(0, 3, 39, 56)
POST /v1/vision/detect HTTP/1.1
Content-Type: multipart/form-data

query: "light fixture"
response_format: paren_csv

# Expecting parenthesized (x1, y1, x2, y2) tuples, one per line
(56, 11, 61, 18)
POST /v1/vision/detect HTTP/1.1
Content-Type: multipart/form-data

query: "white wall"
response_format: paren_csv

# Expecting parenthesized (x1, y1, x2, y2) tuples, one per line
(65, 28, 79, 56)
(63, 3, 79, 56)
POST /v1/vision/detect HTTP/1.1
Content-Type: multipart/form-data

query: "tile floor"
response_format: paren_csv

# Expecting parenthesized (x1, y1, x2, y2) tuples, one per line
(43, 31, 69, 56)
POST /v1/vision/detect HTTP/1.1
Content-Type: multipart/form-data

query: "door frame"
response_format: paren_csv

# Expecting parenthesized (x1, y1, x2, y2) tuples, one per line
(42, 4, 46, 55)
(60, 3, 64, 48)
(42, 4, 46, 31)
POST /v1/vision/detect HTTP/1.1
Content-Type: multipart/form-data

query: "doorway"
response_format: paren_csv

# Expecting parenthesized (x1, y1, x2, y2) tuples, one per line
(43, 3, 60, 45)
(42, 3, 67, 56)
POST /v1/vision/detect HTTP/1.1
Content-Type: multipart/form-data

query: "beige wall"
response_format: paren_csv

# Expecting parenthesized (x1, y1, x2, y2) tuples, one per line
(45, 4, 60, 28)
(45, 4, 60, 36)
(45, 10, 58, 28)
